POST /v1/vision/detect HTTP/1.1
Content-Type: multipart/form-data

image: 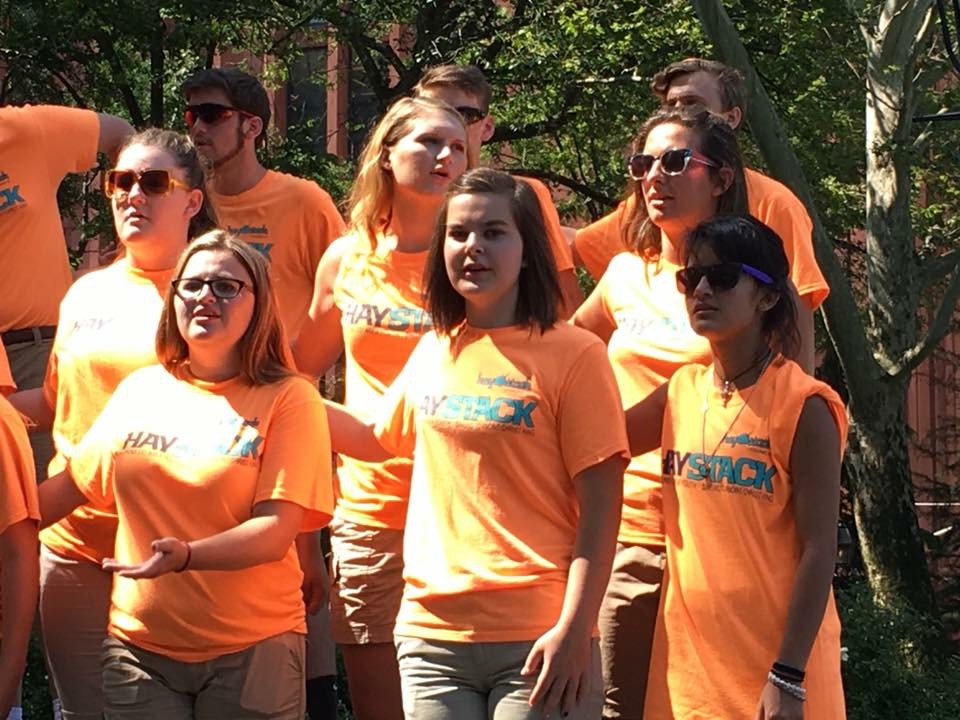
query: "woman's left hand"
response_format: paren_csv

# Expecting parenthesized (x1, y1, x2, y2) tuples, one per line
(102, 537, 189, 579)
(521, 623, 593, 717)
(754, 680, 804, 720)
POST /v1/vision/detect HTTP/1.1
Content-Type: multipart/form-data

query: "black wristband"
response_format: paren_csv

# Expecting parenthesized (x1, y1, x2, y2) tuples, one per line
(772, 661, 805, 683)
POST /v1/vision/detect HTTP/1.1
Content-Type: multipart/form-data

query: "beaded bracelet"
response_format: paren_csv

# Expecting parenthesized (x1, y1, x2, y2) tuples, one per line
(175, 541, 192, 573)
(767, 671, 806, 702)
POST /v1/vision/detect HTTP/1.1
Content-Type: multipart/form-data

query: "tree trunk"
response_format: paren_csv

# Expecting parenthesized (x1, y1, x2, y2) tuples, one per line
(692, 0, 947, 666)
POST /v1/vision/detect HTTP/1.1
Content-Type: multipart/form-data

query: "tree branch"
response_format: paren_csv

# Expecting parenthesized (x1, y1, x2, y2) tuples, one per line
(491, 84, 580, 143)
(921, 248, 960, 288)
(506, 167, 618, 207)
(692, 0, 878, 404)
(893, 264, 960, 377)
(95, 33, 145, 127)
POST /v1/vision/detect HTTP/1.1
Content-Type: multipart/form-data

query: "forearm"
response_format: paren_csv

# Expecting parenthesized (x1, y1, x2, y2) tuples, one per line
(9, 387, 54, 431)
(558, 462, 624, 633)
(187, 514, 300, 571)
(324, 400, 391, 462)
(0, 522, 39, 684)
(775, 544, 837, 669)
(38, 471, 88, 529)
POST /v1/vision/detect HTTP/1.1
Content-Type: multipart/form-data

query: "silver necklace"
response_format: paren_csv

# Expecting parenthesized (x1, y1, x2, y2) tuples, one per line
(698, 350, 774, 481)
(716, 347, 774, 406)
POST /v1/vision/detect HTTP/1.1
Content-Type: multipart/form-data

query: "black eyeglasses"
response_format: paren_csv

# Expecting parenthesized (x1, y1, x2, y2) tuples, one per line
(184, 103, 255, 127)
(104, 169, 191, 198)
(455, 105, 486, 125)
(172, 277, 248, 300)
(627, 148, 719, 180)
(676, 262, 774, 296)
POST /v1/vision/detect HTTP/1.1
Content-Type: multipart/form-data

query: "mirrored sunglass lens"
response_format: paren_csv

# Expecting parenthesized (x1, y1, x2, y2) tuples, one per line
(211, 279, 242, 298)
(660, 149, 691, 174)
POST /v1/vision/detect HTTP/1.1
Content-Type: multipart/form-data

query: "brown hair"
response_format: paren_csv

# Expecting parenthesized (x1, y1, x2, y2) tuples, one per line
(414, 65, 493, 113)
(424, 168, 559, 334)
(346, 96, 467, 246)
(622, 108, 747, 261)
(156, 230, 295, 385)
(182, 67, 271, 147)
(651, 58, 747, 115)
(116, 128, 217, 239)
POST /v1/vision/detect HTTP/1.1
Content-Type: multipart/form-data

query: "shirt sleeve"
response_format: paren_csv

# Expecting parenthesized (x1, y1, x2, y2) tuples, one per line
(33, 105, 100, 183)
(254, 378, 334, 531)
(0, 399, 38, 535)
(556, 337, 630, 478)
(574, 200, 630, 280)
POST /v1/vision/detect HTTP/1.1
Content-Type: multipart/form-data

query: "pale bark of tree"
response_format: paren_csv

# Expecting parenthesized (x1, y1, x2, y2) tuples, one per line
(693, 0, 958, 663)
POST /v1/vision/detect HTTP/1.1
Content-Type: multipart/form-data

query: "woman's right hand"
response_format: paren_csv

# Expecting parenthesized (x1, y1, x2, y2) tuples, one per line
(102, 537, 189, 578)
(754, 680, 804, 720)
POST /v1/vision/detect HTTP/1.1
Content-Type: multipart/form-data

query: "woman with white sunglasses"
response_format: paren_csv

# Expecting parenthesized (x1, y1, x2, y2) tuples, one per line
(571, 107, 747, 719)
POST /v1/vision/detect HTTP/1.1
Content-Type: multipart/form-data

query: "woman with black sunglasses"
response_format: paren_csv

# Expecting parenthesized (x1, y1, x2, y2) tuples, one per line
(570, 107, 747, 718)
(628, 214, 845, 719)
(10, 128, 215, 719)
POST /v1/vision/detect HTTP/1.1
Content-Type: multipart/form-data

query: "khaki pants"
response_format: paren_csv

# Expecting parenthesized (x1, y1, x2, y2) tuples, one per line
(101, 632, 306, 719)
(6, 335, 54, 478)
(396, 636, 603, 720)
(598, 543, 665, 719)
(39, 545, 112, 720)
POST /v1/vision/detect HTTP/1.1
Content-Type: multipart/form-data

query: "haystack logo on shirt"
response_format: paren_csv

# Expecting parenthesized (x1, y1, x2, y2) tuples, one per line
(228, 224, 273, 260)
(341, 301, 432, 333)
(0, 172, 26, 214)
(121, 416, 263, 462)
(662, 439, 776, 501)
(418, 392, 538, 433)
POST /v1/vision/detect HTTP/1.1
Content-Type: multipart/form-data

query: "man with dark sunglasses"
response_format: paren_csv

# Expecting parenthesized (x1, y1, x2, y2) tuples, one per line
(574, 58, 827, 374)
(182, 67, 345, 720)
(0, 104, 132, 480)
(413, 64, 585, 317)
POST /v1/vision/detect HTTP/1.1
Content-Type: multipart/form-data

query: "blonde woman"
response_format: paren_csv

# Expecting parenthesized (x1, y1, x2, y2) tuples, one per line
(294, 96, 468, 720)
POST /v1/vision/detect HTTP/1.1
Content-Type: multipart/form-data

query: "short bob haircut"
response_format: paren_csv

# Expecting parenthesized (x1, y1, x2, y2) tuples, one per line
(622, 107, 747, 261)
(347, 96, 468, 247)
(156, 230, 295, 385)
(424, 168, 560, 335)
(115, 128, 217, 240)
(683, 214, 800, 359)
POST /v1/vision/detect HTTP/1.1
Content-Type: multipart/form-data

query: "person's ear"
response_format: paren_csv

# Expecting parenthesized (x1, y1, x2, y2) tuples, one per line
(184, 188, 203, 220)
(757, 287, 780, 313)
(242, 116, 263, 142)
(724, 106, 743, 130)
(480, 114, 495, 144)
(712, 166, 734, 197)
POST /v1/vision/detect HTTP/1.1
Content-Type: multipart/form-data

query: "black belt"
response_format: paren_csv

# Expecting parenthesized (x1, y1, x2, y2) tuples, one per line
(2, 325, 56, 346)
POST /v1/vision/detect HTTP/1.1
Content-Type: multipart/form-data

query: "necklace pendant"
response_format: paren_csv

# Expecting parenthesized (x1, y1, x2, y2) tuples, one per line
(721, 380, 733, 405)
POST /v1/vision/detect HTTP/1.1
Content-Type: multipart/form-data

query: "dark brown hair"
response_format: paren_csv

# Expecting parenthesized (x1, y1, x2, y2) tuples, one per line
(424, 168, 560, 334)
(622, 107, 747, 260)
(684, 214, 800, 359)
(651, 58, 747, 115)
(156, 230, 295, 385)
(182, 67, 271, 146)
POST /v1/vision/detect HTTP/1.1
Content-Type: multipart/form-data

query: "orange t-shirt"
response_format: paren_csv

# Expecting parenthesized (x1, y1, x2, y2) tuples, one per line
(594, 253, 710, 546)
(39, 258, 170, 564)
(375, 323, 629, 643)
(573, 169, 829, 308)
(516, 175, 574, 272)
(69, 365, 334, 662)
(0, 343, 38, 639)
(645, 358, 847, 719)
(210, 170, 346, 340)
(331, 233, 433, 529)
(0, 104, 99, 332)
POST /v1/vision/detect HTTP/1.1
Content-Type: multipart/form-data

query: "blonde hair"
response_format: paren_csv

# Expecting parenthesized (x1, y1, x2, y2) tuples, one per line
(346, 96, 467, 245)
(156, 230, 295, 385)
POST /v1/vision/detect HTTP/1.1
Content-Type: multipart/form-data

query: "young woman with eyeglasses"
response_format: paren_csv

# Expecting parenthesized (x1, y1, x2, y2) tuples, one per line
(292, 96, 468, 720)
(570, 107, 747, 718)
(38, 231, 334, 719)
(8, 128, 215, 719)
(626, 214, 846, 719)
(325, 168, 629, 720)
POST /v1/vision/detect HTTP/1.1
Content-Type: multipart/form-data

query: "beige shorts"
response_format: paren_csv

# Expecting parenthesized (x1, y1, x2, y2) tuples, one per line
(101, 632, 305, 719)
(329, 518, 405, 645)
